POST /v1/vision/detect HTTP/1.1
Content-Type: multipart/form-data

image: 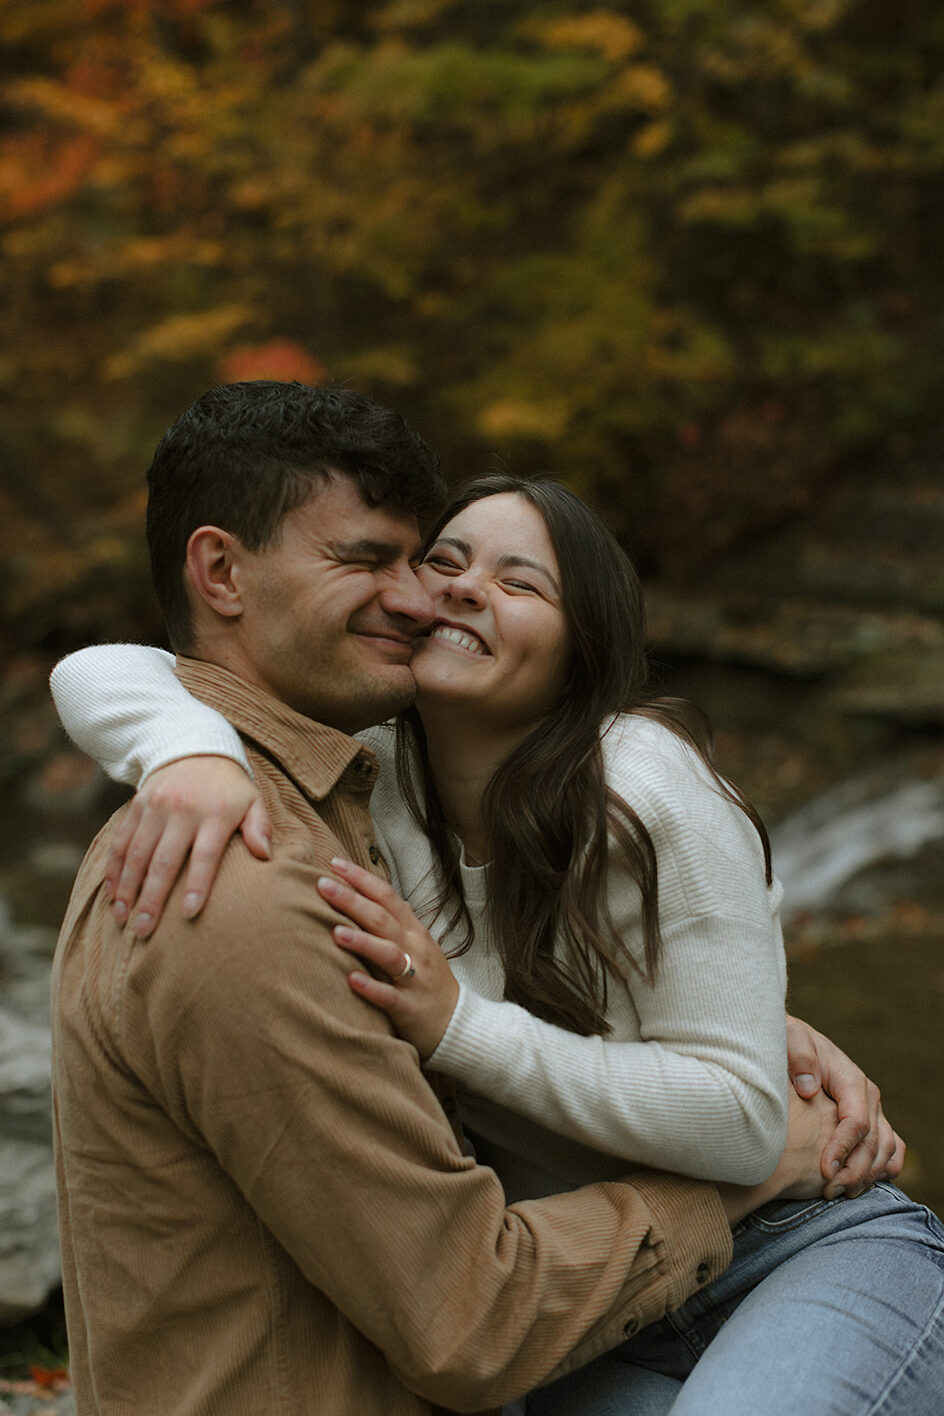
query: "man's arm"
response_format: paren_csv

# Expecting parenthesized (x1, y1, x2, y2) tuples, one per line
(135, 852, 732, 1411)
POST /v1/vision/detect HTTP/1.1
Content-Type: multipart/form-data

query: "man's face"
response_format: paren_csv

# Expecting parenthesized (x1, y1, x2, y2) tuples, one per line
(231, 475, 433, 733)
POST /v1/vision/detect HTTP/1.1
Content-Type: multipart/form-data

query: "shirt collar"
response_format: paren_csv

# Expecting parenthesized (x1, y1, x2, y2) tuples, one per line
(174, 657, 376, 801)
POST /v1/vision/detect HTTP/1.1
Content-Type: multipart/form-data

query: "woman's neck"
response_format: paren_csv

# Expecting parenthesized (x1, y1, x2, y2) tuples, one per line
(418, 706, 524, 867)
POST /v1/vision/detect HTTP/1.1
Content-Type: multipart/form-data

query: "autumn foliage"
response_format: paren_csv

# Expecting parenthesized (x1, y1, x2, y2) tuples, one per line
(2, 0, 943, 649)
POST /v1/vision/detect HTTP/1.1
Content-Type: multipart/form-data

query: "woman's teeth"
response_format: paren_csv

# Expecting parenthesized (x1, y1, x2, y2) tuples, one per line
(431, 625, 488, 655)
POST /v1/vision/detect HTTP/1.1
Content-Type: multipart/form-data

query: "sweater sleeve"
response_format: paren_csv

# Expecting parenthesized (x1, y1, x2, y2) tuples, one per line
(428, 719, 789, 1186)
(50, 644, 250, 785)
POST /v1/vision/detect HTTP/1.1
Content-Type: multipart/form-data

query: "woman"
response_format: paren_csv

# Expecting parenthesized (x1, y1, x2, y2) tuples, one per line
(51, 477, 943, 1414)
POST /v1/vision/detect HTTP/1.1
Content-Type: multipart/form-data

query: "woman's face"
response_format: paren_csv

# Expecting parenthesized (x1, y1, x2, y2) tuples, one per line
(411, 493, 570, 737)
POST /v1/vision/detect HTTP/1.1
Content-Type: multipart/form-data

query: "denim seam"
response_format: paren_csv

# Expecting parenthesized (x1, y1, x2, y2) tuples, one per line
(869, 1276, 944, 1416)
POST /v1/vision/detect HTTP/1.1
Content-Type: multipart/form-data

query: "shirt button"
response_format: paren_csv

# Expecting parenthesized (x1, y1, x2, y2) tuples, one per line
(623, 1317, 640, 1338)
(356, 758, 373, 778)
(368, 845, 381, 865)
(696, 1261, 712, 1284)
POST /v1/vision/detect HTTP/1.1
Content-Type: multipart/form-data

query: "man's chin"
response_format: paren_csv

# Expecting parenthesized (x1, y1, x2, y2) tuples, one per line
(348, 667, 417, 731)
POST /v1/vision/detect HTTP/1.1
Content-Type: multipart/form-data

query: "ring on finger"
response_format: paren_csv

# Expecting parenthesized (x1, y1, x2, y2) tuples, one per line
(392, 952, 415, 983)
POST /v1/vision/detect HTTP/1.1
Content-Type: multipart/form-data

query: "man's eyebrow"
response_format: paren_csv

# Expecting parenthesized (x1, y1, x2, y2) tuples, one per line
(332, 538, 419, 560)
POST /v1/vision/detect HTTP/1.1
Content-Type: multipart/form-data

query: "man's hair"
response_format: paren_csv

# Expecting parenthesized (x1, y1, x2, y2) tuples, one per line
(145, 381, 445, 650)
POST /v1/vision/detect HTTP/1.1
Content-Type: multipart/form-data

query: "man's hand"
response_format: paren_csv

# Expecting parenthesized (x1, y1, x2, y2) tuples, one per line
(717, 1087, 840, 1226)
(786, 1015, 905, 1199)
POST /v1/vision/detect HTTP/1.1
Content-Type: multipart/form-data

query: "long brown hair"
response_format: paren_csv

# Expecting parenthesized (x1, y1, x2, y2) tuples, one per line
(397, 475, 771, 1036)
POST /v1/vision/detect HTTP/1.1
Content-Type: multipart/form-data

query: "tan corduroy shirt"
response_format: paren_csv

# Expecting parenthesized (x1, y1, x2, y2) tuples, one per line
(51, 658, 732, 1416)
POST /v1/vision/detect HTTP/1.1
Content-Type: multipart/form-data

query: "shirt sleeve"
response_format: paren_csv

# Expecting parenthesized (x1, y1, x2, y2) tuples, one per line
(50, 643, 250, 785)
(133, 851, 732, 1410)
(428, 719, 789, 1186)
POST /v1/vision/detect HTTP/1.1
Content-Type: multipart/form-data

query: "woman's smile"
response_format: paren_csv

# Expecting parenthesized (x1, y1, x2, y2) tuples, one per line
(426, 621, 491, 656)
(410, 492, 570, 739)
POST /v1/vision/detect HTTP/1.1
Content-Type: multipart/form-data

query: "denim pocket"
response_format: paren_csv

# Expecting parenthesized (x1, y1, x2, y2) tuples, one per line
(739, 1195, 841, 1234)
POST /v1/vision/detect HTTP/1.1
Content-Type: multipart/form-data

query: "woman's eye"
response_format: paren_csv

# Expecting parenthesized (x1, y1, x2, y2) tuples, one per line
(504, 579, 539, 593)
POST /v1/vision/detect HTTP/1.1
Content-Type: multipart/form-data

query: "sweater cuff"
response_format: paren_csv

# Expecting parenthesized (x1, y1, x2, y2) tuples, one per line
(138, 735, 253, 785)
(426, 981, 507, 1085)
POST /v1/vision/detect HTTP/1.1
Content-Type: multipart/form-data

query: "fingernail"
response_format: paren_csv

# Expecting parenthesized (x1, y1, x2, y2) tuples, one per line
(260, 837, 272, 859)
(134, 911, 152, 937)
(831, 1185, 846, 1198)
(794, 1073, 817, 1092)
(318, 876, 339, 894)
(113, 900, 128, 925)
(829, 1159, 841, 1175)
(182, 893, 201, 917)
(334, 925, 355, 943)
(330, 857, 352, 872)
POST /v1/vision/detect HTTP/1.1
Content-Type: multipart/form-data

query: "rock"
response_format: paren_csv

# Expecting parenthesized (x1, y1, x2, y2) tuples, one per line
(24, 752, 105, 816)
(26, 843, 85, 882)
(645, 585, 944, 681)
(0, 903, 60, 1326)
(0, 1137, 60, 1325)
(828, 642, 944, 728)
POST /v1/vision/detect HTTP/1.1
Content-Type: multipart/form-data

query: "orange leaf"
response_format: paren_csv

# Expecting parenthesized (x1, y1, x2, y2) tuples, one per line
(29, 1365, 71, 1388)
(218, 340, 328, 385)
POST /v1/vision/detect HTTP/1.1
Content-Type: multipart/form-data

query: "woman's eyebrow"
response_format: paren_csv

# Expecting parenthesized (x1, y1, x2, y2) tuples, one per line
(496, 553, 561, 595)
(428, 535, 561, 595)
(427, 534, 471, 556)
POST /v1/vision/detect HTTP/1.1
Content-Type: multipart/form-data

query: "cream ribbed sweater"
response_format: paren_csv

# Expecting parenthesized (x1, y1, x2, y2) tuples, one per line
(51, 645, 789, 1199)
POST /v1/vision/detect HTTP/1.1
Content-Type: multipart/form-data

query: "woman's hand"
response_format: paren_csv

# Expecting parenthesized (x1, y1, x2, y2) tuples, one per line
(717, 1087, 841, 1226)
(785, 1015, 905, 1198)
(107, 756, 271, 938)
(317, 858, 459, 1060)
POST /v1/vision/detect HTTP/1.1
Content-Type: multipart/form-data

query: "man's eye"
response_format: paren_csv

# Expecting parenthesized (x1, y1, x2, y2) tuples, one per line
(423, 554, 461, 572)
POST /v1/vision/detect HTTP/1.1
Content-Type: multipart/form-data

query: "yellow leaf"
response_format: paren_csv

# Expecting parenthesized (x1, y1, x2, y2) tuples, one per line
(477, 399, 568, 441)
(104, 306, 256, 380)
(530, 11, 645, 64)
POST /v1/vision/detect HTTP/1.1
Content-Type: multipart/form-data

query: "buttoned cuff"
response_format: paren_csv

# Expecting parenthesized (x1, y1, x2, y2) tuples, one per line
(622, 1171, 732, 1318)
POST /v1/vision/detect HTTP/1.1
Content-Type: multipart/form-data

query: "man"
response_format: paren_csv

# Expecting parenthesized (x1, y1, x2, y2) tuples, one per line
(51, 381, 887, 1415)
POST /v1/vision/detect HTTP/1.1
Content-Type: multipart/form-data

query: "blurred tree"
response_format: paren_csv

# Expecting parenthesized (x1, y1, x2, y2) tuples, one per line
(1, 0, 943, 649)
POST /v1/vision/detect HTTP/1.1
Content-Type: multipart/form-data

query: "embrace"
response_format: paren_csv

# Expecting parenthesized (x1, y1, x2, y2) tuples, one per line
(51, 381, 944, 1414)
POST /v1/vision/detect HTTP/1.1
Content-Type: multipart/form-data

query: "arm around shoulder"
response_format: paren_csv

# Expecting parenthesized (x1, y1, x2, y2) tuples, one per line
(50, 642, 249, 785)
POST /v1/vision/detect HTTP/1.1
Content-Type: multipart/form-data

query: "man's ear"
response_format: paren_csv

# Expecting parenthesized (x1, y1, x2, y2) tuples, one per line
(186, 526, 245, 620)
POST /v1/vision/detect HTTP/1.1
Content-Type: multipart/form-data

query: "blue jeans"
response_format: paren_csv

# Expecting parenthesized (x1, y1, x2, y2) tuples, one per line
(515, 1184, 944, 1416)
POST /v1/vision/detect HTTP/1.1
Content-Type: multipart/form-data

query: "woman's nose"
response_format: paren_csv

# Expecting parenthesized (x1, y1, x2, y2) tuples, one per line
(442, 567, 486, 606)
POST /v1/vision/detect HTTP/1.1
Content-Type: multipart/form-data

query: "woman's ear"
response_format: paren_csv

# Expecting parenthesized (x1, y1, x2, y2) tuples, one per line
(186, 526, 244, 620)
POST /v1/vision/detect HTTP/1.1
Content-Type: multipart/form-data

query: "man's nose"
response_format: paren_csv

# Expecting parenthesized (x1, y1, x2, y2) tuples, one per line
(382, 562, 435, 625)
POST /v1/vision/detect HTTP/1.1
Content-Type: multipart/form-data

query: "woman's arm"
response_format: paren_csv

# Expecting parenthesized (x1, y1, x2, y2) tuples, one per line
(339, 718, 790, 1186)
(424, 723, 790, 1183)
(51, 644, 250, 783)
(319, 860, 902, 1195)
(50, 645, 269, 933)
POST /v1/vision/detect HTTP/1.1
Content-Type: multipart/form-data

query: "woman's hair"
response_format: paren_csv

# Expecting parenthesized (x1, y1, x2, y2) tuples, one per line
(396, 474, 771, 1036)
